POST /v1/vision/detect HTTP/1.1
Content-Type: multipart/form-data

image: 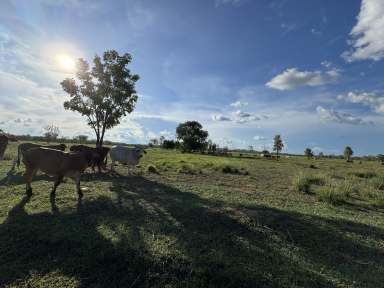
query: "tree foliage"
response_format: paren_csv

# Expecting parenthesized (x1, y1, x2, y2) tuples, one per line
(43, 125, 60, 143)
(61, 50, 139, 147)
(273, 134, 284, 157)
(304, 148, 314, 159)
(176, 121, 208, 152)
(344, 146, 354, 161)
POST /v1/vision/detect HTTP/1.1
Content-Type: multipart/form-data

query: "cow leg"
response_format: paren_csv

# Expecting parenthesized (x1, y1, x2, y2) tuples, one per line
(51, 175, 63, 196)
(24, 168, 37, 196)
(74, 174, 83, 199)
(111, 160, 115, 171)
(128, 166, 132, 176)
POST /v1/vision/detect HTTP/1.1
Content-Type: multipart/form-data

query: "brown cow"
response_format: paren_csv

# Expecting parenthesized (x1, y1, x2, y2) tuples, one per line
(23, 147, 91, 198)
(13, 142, 66, 170)
(0, 134, 17, 160)
(69, 145, 110, 173)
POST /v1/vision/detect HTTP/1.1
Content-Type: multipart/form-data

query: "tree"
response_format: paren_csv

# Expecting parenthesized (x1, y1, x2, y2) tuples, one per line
(318, 152, 324, 158)
(159, 135, 165, 146)
(207, 140, 217, 154)
(74, 135, 88, 144)
(377, 154, 384, 165)
(149, 138, 159, 146)
(176, 121, 208, 152)
(61, 50, 139, 147)
(162, 139, 176, 149)
(344, 146, 354, 162)
(304, 148, 313, 159)
(273, 134, 284, 158)
(43, 125, 60, 143)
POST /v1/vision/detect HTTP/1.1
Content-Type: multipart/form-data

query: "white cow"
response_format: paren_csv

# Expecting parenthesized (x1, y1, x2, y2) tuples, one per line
(109, 145, 146, 175)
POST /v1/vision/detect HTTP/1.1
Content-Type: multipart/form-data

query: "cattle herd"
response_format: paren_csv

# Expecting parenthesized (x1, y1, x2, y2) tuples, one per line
(0, 136, 146, 200)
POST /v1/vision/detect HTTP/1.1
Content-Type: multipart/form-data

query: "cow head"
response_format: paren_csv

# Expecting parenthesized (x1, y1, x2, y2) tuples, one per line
(135, 146, 146, 158)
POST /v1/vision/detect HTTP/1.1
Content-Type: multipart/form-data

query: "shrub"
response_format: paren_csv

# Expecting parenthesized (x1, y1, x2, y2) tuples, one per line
(291, 172, 327, 193)
(352, 171, 376, 178)
(316, 180, 354, 205)
(309, 164, 317, 169)
(146, 164, 158, 174)
(369, 174, 384, 190)
(291, 172, 310, 193)
(177, 164, 196, 174)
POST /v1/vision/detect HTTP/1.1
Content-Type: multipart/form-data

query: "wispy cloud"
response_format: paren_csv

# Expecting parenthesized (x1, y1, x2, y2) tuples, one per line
(337, 91, 384, 113)
(229, 101, 248, 108)
(212, 114, 231, 121)
(342, 0, 384, 62)
(214, 0, 246, 7)
(316, 106, 372, 125)
(266, 65, 340, 91)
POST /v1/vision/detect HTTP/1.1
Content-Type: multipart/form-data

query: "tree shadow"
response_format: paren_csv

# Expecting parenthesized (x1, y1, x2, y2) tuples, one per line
(0, 175, 383, 287)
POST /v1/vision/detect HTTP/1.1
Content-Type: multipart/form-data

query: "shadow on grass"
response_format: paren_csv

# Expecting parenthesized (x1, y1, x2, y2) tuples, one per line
(0, 174, 383, 287)
(0, 170, 54, 187)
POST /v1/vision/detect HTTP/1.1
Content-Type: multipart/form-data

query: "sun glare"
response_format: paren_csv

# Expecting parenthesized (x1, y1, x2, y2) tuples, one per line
(57, 54, 75, 71)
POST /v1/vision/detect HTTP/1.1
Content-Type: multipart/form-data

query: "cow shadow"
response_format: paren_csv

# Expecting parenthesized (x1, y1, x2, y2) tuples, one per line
(0, 175, 383, 287)
(0, 170, 53, 187)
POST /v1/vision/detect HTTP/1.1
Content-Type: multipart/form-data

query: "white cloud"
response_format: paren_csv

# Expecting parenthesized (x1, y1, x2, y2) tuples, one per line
(215, 0, 245, 7)
(212, 114, 231, 121)
(230, 101, 248, 108)
(316, 106, 372, 125)
(342, 0, 384, 62)
(253, 135, 266, 141)
(266, 67, 340, 91)
(233, 110, 260, 123)
(337, 91, 384, 113)
(281, 23, 297, 33)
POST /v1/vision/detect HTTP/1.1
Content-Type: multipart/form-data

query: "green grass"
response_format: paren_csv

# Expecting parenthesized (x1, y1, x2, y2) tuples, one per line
(1, 142, 384, 287)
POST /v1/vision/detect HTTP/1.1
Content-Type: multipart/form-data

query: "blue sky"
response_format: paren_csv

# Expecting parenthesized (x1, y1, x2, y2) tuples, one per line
(1, 0, 384, 155)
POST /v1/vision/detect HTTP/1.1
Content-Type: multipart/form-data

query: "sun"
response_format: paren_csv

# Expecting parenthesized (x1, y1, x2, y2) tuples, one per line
(57, 54, 75, 71)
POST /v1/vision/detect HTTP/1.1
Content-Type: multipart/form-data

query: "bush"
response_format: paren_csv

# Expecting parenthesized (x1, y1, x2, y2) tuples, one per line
(291, 172, 310, 193)
(162, 140, 176, 149)
(177, 164, 196, 174)
(291, 172, 327, 193)
(221, 165, 247, 175)
(316, 180, 354, 205)
(369, 174, 384, 190)
(146, 164, 158, 174)
(352, 171, 376, 179)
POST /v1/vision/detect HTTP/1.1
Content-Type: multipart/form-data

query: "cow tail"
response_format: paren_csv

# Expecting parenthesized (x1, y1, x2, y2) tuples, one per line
(17, 145, 21, 168)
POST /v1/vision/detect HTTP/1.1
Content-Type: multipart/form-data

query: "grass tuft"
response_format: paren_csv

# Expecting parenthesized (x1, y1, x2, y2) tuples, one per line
(146, 164, 159, 174)
(177, 164, 196, 174)
(291, 172, 327, 193)
(316, 180, 354, 205)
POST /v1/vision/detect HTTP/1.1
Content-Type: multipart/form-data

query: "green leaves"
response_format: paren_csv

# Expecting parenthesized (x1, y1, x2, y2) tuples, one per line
(61, 50, 139, 146)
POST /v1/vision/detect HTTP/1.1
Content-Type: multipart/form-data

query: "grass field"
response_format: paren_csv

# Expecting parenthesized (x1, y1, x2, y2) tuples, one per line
(1, 142, 384, 287)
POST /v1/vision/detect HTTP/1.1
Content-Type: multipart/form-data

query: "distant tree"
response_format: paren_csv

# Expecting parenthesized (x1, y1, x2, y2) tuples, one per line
(149, 138, 159, 146)
(159, 135, 165, 146)
(43, 125, 60, 143)
(377, 154, 384, 165)
(344, 146, 354, 162)
(74, 135, 88, 144)
(261, 150, 270, 155)
(207, 140, 217, 154)
(304, 148, 314, 159)
(61, 50, 139, 147)
(318, 152, 324, 158)
(162, 139, 176, 149)
(176, 121, 208, 152)
(273, 134, 284, 158)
